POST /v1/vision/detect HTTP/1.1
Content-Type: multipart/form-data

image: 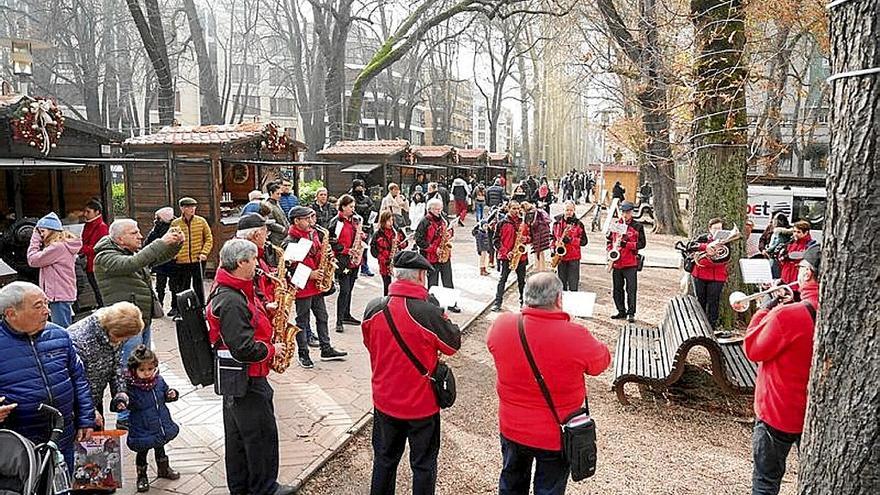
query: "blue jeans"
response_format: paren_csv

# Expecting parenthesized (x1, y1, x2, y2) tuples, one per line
(752, 420, 800, 495)
(499, 435, 569, 495)
(49, 301, 73, 328)
(117, 324, 152, 422)
(475, 201, 485, 222)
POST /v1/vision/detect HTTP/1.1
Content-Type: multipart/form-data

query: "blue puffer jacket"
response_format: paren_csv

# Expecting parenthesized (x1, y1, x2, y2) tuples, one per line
(125, 375, 179, 452)
(0, 320, 96, 457)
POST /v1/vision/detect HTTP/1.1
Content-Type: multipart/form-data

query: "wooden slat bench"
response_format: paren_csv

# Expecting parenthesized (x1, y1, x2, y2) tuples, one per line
(612, 295, 757, 405)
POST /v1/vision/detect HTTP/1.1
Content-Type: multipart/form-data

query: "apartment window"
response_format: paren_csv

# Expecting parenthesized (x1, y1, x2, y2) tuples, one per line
(231, 63, 260, 84)
(237, 95, 260, 114)
(477, 119, 486, 131)
(477, 131, 486, 143)
(270, 97, 295, 117)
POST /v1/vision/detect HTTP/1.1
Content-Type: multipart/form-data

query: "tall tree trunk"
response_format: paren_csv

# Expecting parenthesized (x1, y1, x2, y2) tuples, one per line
(325, 1, 352, 144)
(689, 0, 748, 328)
(127, 0, 175, 126)
(102, 0, 120, 129)
(797, 2, 880, 493)
(183, 0, 222, 125)
(517, 54, 531, 171)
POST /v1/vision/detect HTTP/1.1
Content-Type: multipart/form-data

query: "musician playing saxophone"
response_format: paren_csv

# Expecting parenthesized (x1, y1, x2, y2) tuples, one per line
(552, 200, 588, 291)
(287, 206, 347, 369)
(689, 217, 729, 329)
(371, 210, 408, 296)
(328, 195, 364, 333)
(491, 200, 530, 312)
(414, 197, 461, 313)
(234, 214, 279, 304)
(607, 201, 646, 322)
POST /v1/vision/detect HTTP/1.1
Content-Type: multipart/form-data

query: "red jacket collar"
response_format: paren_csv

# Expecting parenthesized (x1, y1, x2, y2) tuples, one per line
(521, 306, 571, 321)
(214, 268, 254, 298)
(389, 279, 429, 299)
(288, 225, 312, 238)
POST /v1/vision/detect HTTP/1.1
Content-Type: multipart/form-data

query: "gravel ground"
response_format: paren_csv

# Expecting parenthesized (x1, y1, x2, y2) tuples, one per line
(299, 234, 799, 495)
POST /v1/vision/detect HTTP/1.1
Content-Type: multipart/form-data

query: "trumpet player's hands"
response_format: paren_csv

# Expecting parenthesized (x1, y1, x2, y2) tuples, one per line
(266, 302, 278, 313)
(562, 236, 571, 244)
(759, 296, 781, 311)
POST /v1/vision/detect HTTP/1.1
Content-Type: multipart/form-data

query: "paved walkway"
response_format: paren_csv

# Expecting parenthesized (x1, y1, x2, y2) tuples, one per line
(112, 203, 587, 494)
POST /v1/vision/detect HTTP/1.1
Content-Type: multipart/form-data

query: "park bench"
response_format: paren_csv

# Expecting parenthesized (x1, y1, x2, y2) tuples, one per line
(612, 295, 757, 405)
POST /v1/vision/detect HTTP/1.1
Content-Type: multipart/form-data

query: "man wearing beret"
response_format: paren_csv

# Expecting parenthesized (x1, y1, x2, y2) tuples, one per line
(286, 206, 347, 368)
(361, 251, 461, 494)
(169, 197, 213, 315)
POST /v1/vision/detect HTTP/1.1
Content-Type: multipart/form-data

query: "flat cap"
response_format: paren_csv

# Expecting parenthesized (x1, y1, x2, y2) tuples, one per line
(800, 244, 821, 273)
(288, 205, 315, 221)
(393, 250, 434, 271)
(178, 197, 198, 206)
(619, 201, 634, 212)
(237, 213, 266, 230)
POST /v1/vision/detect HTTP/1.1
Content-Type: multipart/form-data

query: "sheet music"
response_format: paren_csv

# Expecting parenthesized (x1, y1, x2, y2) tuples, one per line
(739, 259, 774, 284)
(429, 286, 460, 308)
(368, 211, 378, 225)
(562, 291, 596, 318)
(609, 222, 628, 235)
(284, 238, 312, 262)
(601, 198, 620, 234)
(291, 263, 312, 289)
(0, 259, 17, 277)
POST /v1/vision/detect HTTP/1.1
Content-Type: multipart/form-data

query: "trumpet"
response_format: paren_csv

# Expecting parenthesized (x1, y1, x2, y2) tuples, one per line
(729, 282, 799, 312)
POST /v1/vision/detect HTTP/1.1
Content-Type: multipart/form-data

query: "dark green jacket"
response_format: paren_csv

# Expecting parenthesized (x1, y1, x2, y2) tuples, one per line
(93, 236, 180, 328)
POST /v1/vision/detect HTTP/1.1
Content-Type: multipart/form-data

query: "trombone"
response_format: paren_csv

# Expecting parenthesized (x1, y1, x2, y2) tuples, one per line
(729, 282, 799, 312)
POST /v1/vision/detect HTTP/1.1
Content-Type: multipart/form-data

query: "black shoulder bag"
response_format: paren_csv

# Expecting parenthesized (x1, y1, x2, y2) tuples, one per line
(518, 315, 597, 481)
(382, 305, 456, 409)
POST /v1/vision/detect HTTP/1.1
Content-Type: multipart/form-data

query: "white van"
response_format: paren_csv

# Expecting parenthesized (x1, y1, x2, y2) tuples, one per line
(746, 185, 826, 242)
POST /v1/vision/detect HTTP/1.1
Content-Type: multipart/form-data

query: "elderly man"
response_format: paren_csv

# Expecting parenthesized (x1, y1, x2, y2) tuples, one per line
(362, 251, 461, 495)
(745, 245, 821, 495)
(206, 239, 294, 495)
(487, 272, 611, 494)
(311, 187, 335, 230)
(170, 197, 213, 315)
(235, 213, 279, 301)
(266, 182, 290, 246)
(94, 218, 183, 429)
(0, 281, 96, 470)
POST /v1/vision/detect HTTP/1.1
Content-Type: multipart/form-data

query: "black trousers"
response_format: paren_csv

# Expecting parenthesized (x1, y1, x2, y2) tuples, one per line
(556, 260, 580, 291)
(382, 274, 392, 296)
(495, 259, 527, 307)
(154, 272, 169, 306)
(427, 261, 454, 290)
(135, 445, 167, 467)
(170, 262, 205, 310)
(612, 266, 638, 316)
(86, 271, 103, 307)
(295, 295, 330, 354)
(336, 268, 358, 323)
(499, 435, 569, 495)
(693, 277, 725, 328)
(223, 377, 279, 495)
(370, 409, 441, 495)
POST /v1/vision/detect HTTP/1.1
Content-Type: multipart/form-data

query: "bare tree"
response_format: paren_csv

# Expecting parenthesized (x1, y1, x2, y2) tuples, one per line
(126, 0, 175, 126)
(183, 0, 222, 125)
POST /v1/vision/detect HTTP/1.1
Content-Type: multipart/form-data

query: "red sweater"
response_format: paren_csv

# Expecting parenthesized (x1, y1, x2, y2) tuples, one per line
(487, 308, 611, 451)
(606, 219, 641, 269)
(691, 236, 729, 282)
(552, 216, 586, 262)
(81, 215, 109, 272)
(373, 227, 406, 276)
(287, 225, 323, 298)
(744, 281, 819, 433)
(497, 215, 528, 263)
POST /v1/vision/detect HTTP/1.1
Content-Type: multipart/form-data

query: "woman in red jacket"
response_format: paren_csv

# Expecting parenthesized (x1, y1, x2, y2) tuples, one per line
(370, 210, 408, 295)
(690, 217, 729, 329)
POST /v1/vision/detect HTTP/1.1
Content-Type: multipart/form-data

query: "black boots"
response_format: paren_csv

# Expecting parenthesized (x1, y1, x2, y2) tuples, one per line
(156, 456, 180, 480)
(136, 465, 149, 492)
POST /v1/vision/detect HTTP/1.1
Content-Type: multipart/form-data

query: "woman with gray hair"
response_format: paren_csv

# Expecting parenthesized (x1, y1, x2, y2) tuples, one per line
(68, 301, 144, 429)
(487, 271, 610, 493)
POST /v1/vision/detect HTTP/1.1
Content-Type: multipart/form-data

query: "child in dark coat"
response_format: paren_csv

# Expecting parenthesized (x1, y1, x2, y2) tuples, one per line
(472, 219, 491, 276)
(116, 345, 180, 492)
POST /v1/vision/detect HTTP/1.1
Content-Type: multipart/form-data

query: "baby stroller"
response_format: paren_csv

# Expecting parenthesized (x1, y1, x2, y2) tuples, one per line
(0, 404, 72, 495)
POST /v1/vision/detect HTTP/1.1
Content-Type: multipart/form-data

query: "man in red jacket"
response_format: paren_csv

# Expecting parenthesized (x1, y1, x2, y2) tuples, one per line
(552, 201, 588, 291)
(414, 197, 461, 313)
(607, 202, 646, 322)
(491, 200, 530, 312)
(778, 220, 815, 285)
(744, 244, 820, 495)
(690, 217, 729, 329)
(361, 251, 461, 495)
(487, 272, 610, 494)
(81, 199, 109, 306)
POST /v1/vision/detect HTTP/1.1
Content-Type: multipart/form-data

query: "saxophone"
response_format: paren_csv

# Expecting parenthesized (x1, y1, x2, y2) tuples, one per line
(314, 226, 337, 292)
(508, 220, 527, 271)
(348, 217, 365, 270)
(436, 218, 454, 263)
(551, 223, 574, 269)
(259, 246, 300, 374)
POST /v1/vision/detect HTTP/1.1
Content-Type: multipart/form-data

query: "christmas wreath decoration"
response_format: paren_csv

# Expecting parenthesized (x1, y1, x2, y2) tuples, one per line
(9, 97, 65, 155)
(261, 122, 291, 154)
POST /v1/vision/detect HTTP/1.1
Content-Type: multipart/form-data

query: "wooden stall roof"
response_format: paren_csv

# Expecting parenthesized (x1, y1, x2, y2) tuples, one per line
(316, 139, 410, 161)
(122, 122, 307, 151)
(412, 145, 458, 163)
(488, 151, 512, 164)
(0, 94, 125, 144)
(586, 162, 639, 173)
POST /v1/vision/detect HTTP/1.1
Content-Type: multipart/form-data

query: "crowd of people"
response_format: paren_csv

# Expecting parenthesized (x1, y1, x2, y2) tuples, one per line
(0, 169, 823, 495)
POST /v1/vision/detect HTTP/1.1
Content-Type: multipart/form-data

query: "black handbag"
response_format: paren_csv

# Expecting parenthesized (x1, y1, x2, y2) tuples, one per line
(382, 306, 456, 409)
(518, 315, 597, 481)
(214, 347, 249, 398)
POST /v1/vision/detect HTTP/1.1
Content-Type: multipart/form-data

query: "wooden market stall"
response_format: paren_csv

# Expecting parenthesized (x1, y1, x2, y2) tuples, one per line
(122, 122, 307, 268)
(457, 148, 489, 183)
(316, 140, 416, 199)
(406, 145, 457, 193)
(0, 93, 124, 285)
(487, 151, 513, 183)
(587, 162, 640, 203)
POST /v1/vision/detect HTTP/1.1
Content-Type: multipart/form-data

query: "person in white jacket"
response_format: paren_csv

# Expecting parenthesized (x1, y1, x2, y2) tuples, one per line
(379, 183, 409, 227)
(408, 186, 426, 231)
(451, 176, 471, 226)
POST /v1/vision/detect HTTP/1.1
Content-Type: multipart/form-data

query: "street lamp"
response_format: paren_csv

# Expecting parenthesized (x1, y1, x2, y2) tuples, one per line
(595, 109, 617, 204)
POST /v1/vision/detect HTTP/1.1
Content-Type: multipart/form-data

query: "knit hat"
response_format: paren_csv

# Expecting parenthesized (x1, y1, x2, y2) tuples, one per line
(156, 207, 175, 222)
(36, 212, 62, 231)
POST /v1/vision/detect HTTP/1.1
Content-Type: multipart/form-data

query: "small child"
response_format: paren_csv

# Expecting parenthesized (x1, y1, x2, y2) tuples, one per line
(472, 220, 491, 276)
(117, 345, 180, 492)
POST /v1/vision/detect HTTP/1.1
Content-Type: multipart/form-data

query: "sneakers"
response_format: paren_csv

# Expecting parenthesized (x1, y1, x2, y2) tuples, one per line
(308, 336, 320, 348)
(610, 312, 627, 320)
(627, 315, 636, 323)
(320, 347, 348, 361)
(298, 354, 314, 369)
(167, 308, 179, 318)
(360, 268, 375, 277)
(491, 304, 503, 312)
(273, 484, 297, 495)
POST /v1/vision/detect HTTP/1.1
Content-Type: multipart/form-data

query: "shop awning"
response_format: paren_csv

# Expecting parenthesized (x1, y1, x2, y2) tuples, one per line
(340, 163, 383, 173)
(391, 163, 445, 171)
(0, 157, 94, 169)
